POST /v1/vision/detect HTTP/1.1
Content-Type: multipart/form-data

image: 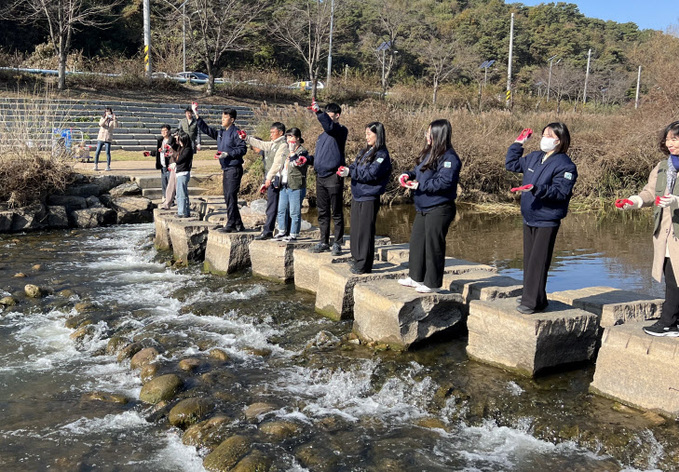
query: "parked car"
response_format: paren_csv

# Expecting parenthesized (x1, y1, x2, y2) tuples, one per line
(176, 71, 209, 83)
(290, 80, 325, 91)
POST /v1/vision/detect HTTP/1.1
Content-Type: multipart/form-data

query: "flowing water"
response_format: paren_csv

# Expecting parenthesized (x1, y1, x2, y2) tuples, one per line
(0, 206, 675, 471)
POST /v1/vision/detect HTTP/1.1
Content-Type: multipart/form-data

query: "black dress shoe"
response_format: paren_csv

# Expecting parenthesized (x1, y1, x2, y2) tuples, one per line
(350, 265, 368, 275)
(221, 226, 235, 233)
(255, 233, 272, 240)
(235, 225, 246, 232)
(516, 305, 535, 315)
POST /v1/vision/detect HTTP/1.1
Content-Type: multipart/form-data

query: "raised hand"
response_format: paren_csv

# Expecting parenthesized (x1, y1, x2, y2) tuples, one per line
(515, 128, 533, 144)
(191, 101, 198, 115)
(309, 98, 320, 113)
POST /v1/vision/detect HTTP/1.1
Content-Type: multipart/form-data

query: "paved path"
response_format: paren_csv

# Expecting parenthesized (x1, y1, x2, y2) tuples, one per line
(72, 158, 223, 177)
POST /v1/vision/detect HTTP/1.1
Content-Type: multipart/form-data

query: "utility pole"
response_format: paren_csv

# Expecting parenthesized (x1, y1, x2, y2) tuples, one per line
(635, 65, 642, 109)
(547, 55, 558, 102)
(143, 0, 152, 77)
(326, 0, 335, 90)
(506, 13, 514, 109)
(583, 48, 591, 104)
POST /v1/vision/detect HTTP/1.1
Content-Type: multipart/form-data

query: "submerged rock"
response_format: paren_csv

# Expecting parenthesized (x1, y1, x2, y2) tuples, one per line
(182, 415, 232, 449)
(0, 296, 16, 306)
(259, 421, 302, 441)
(168, 397, 213, 429)
(105, 335, 130, 355)
(230, 450, 273, 472)
(139, 374, 183, 404)
(202, 435, 252, 472)
(178, 358, 201, 372)
(295, 443, 338, 471)
(81, 391, 129, 404)
(140, 363, 159, 384)
(244, 402, 277, 421)
(117, 342, 143, 362)
(130, 347, 159, 370)
(208, 349, 230, 362)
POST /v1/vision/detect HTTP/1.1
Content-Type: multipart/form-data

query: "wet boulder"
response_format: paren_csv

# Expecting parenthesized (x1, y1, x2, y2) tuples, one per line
(182, 415, 232, 449)
(81, 391, 129, 404)
(105, 335, 130, 355)
(109, 196, 154, 224)
(130, 347, 159, 370)
(295, 443, 339, 471)
(168, 397, 213, 429)
(117, 342, 143, 362)
(11, 203, 48, 232)
(244, 402, 277, 421)
(71, 207, 116, 228)
(46, 205, 69, 228)
(85, 196, 104, 208)
(47, 195, 87, 212)
(0, 211, 14, 232)
(259, 421, 302, 441)
(178, 358, 201, 372)
(231, 450, 273, 472)
(202, 435, 252, 472)
(24, 284, 44, 298)
(139, 374, 183, 404)
(140, 363, 159, 384)
(208, 349, 230, 362)
(0, 296, 17, 306)
(109, 182, 142, 197)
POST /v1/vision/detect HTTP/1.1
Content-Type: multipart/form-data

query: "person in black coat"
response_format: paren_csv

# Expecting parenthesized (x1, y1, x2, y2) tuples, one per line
(505, 122, 578, 314)
(174, 133, 194, 218)
(338, 122, 391, 274)
(398, 119, 462, 293)
(143, 124, 175, 198)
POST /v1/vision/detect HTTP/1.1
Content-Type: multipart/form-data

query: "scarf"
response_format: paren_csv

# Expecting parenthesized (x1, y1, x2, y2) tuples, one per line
(667, 155, 679, 193)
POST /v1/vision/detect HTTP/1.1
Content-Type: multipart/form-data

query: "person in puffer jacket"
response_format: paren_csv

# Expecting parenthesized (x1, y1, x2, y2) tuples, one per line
(337, 121, 391, 274)
(506, 122, 578, 314)
(397, 119, 462, 293)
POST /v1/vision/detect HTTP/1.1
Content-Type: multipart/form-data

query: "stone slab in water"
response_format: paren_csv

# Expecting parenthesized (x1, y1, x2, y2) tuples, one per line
(353, 278, 466, 349)
(153, 209, 187, 250)
(250, 236, 320, 283)
(204, 228, 258, 275)
(549, 286, 663, 328)
(444, 271, 522, 304)
(590, 321, 679, 415)
(168, 218, 218, 263)
(466, 297, 598, 377)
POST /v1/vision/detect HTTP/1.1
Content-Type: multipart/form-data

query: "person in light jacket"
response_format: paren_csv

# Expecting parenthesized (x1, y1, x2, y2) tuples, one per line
(398, 119, 461, 293)
(93, 107, 118, 171)
(506, 122, 577, 315)
(616, 121, 679, 336)
(274, 128, 310, 241)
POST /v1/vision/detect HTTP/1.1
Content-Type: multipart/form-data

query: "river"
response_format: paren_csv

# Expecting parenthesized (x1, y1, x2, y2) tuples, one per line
(0, 205, 674, 471)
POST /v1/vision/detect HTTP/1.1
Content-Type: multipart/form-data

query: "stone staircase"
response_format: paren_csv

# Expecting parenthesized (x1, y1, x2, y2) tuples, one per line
(0, 97, 256, 153)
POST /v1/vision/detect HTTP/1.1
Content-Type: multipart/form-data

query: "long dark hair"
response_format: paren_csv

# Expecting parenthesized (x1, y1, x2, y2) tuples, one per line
(178, 132, 192, 149)
(358, 122, 386, 164)
(417, 119, 453, 171)
(102, 107, 113, 118)
(660, 121, 679, 155)
(543, 122, 571, 154)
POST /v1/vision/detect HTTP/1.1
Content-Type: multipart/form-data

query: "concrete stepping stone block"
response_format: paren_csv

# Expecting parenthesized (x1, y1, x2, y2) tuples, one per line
(376, 243, 410, 263)
(444, 271, 522, 304)
(250, 237, 321, 283)
(466, 298, 598, 377)
(549, 286, 663, 328)
(591, 321, 679, 416)
(204, 228, 258, 275)
(153, 209, 188, 250)
(353, 279, 466, 349)
(293, 249, 352, 293)
(168, 219, 218, 263)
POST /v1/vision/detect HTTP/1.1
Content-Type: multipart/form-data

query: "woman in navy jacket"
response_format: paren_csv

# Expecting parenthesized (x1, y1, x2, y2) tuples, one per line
(338, 122, 392, 274)
(398, 119, 462, 292)
(506, 122, 577, 314)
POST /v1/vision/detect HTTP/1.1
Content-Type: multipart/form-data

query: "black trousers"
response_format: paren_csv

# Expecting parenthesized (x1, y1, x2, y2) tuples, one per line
(223, 166, 243, 229)
(408, 203, 456, 289)
(660, 258, 679, 327)
(316, 174, 344, 245)
(350, 199, 380, 273)
(522, 224, 560, 310)
(262, 183, 280, 236)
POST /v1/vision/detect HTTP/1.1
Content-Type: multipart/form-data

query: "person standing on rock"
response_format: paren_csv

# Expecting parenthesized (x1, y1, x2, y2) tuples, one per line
(397, 119, 461, 293)
(193, 103, 247, 232)
(275, 127, 310, 242)
(337, 121, 391, 274)
(93, 107, 118, 171)
(143, 124, 175, 200)
(240, 123, 289, 240)
(174, 133, 194, 218)
(616, 121, 679, 337)
(177, 106, 201, 153)
(506, 123, 577, 315)
(308, 100, 348, 256)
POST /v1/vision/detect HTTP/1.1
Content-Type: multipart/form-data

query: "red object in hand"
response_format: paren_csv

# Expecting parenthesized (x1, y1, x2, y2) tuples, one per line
(516, 128, 533, 142)
(308, 98, 320, 113)
(336, 166, 346, 176)
(615, 198, 634, 209)
(296, 156, 307, 166)
(259, 184, 267, 194)
(656, 196, 663, 206)
(511, 184, 534, 193)
(191, 101, 198, 110)
(399, 174, 409, 187)
(214, 152, 222, 160)
(143, 151, 150, 157)
(237, 130, 247, 139)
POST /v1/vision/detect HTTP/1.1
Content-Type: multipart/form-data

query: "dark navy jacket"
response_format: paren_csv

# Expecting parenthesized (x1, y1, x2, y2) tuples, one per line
(407, 148, 462, 212)
(196, 118, 247, 169)
(349, 147, 392, 201)
(312, 111, 348, 178)
(505, 142, 577, 227)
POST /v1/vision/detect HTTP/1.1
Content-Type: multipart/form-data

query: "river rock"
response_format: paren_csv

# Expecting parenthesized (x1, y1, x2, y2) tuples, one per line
(204, 229, 257, 275)
(106, 336, 130, 355)
(57, 289, 75, 298)
(0, 296, 16, 306)
(130, 347, 159, 370)
(117, 342, 143, 362)
(139, 374, 183, 404)
(74, 301, 96, 313)
(109, 182, 142, 197)
(139, 363, 159, 384)
(110, 196, 154, 224)
(0, 211, 14, 232)
(13, 272, 26, 278)
(81, 391, 129, 404)
(259, 420, 302, 440)
(202, 435, 252, 472)
(238, 204, 267, 229)
(47, 195, 88, 211)
(208, 349, 230, 362)
(295, 443, 338, 471)
(11, 203, 47, 232)
(183, 415, 232, 449)
(230, 450, 273, 472)
(71, 207, 116, 228)
(65, 175, 129, 197)
(46, 205, 69, 228)
(178, 358, 201, 372)
(244, 402, 277, 421)
(169, 397, 213, 428)
(85, 196, 104, 208)
(24, 284, 43, 298)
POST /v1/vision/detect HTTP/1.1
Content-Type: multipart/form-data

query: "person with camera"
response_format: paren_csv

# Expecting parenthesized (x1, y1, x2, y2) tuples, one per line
(93, 107, 118, 171)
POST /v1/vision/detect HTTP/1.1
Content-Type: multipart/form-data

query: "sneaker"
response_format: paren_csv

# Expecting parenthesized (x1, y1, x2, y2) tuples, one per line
(309, 242, 330, 253)
(283, 234, 298, 242)
(331, 243, 342, 256)
(643, 321, 679, 337)
(273, 232, 286, 241)
(93, 165, 99, 171)
(416, 285, 437, 293)
(105, 167, 111, 171)
(398, 277, 421, 288)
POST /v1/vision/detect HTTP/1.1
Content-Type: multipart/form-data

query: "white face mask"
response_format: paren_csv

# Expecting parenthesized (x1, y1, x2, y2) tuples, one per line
(540, 136, 558, 153)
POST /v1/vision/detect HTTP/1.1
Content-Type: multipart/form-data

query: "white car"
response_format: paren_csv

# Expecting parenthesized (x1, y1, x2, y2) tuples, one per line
(290, 80, 325, 91)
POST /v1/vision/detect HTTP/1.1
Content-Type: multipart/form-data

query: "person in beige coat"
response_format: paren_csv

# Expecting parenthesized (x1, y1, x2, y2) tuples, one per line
(617, 121, 679, 336)
(93, 107, 118, 171)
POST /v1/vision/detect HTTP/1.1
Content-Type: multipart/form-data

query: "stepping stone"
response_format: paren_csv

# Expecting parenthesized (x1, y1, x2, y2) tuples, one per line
(204, 228, 258, 275)
(153, 209, 187, 250)
(168, 219, 218, 263)
(466, 298, 598, 377)
(249, 236, 322, 283)
(444, 271, 522, 304)
(353, 279, 466, 349)
(591, 321, 679, 416)
(376, 243, 410, 263)
(549, 286, 663, 328)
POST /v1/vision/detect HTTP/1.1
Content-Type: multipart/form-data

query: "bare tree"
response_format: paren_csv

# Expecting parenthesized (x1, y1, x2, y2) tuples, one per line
(7, 0, 120, 90)
(418, 30, 468, 105)
(271, 0, 337, 99)
(533, 62, 583, 113)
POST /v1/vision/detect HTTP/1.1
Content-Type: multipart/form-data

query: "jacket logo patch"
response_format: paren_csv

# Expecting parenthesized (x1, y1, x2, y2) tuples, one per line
(564, 172, 573, 180)
(444, 162, 452, 168)
(527, 168, 534, 172)
(376, 157, 384, 163)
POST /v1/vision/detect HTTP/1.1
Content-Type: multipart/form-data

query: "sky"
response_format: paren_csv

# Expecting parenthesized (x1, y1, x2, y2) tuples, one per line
(515, 0, 678, 31)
